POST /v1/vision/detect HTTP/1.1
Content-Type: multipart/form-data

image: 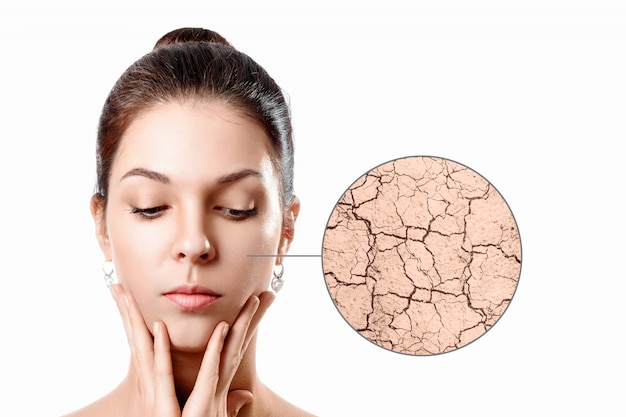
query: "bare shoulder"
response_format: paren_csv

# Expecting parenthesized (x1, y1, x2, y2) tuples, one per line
(60, 402, 107, 417)
(281, 402, 318, 417)
(262, 386, 318, 417)
(59, 386, 124, 417)
(61, 383, 317, 417)
(274, 398, 318, 417)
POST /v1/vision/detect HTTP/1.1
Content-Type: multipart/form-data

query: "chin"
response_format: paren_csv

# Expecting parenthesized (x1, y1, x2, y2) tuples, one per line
(163, 317, 218, 354)
(170, 340, 211, 354)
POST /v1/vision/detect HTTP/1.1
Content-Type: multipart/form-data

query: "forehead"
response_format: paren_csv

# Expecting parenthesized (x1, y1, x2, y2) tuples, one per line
(111, 101, 275, 184)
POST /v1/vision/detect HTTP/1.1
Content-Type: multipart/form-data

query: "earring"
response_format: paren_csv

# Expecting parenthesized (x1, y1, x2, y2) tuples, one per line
(102, 261, 114, 287)
(271, 263, 284, 293)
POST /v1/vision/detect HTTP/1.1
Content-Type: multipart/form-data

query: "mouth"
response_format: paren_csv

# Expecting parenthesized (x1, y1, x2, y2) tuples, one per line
(163, 285, 221, 311)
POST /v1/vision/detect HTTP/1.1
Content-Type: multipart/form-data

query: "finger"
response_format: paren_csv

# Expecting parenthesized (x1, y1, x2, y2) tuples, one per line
(126, 289, 158, 394)
(216, 296, 260, 395)
(110, 284, 134, 346)
(185, 321, 230, 413)
(111, 284, 156, 394)
(242, 291, 275, 353)
(153, 321, 180, 415)
(110, 284, 144, 373)
(226, 390, 254, 417)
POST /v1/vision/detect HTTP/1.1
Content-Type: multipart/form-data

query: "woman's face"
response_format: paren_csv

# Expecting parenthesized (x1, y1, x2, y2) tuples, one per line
(92, 101, 296, 352)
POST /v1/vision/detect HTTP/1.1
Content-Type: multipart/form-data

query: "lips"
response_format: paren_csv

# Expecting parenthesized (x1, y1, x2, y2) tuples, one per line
(163, 285, 221, 311)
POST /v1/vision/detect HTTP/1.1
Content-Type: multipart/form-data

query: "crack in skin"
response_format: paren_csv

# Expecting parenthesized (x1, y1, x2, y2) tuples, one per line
(322, 157, 522, 355)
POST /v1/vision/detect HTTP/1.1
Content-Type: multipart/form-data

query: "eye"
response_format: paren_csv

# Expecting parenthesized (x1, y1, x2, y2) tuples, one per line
(129, 205, 168, 220)
(218, 207, 258, 221)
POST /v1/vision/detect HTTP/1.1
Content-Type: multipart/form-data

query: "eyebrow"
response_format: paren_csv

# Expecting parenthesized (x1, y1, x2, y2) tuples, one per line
(216, 169, 263, 184)
(119, 167, 262, 185)
(120, 168, 169, 184)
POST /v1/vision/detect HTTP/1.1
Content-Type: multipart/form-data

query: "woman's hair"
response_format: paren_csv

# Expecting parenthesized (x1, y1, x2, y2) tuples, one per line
(95, 27, 294, 208)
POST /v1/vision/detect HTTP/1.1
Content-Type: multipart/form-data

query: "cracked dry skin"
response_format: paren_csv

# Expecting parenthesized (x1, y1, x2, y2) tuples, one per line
(322, 156, 521, 355)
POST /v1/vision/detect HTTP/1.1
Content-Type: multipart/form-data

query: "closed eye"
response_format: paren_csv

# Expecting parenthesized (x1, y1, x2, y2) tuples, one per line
(129, 205, 168, 220)
(219, 207, 258, 221)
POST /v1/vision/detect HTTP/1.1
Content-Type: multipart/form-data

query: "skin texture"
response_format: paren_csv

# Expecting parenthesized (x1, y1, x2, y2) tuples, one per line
(67, 101, 314, 417)
(322, 156, 521, 355)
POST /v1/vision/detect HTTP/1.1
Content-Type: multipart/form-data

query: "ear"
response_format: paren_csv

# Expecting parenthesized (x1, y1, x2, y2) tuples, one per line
(276, 197, 301, 265)
(90, 194, 112, 261)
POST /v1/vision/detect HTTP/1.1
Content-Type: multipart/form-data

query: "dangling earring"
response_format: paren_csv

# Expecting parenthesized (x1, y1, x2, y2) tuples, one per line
(271, 263, 284, 293)
(103, 260, 114, 287)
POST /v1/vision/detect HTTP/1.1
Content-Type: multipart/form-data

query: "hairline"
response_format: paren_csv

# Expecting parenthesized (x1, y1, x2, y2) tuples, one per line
(98, 96, 288, 210)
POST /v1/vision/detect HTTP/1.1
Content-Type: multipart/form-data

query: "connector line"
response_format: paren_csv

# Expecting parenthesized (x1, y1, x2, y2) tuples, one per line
(246, 254, 321, 258)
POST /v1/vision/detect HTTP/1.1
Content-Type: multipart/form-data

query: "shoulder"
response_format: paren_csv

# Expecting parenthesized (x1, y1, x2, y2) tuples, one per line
(275, 400, 318, 417)
(283, 404, 318, 417)
(59, 385, 125, 417)
(263, 386, 318, 417)
(60, 400, 113, 417)
(60, 404, 103, 417)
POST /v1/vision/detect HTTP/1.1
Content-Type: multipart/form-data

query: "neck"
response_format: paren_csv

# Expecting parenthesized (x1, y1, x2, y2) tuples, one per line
(172, 335, 260, 405)
(123, 334, 263, 414)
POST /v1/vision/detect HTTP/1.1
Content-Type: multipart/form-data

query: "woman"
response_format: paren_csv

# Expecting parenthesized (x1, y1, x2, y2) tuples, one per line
(65, 27, 314, 417)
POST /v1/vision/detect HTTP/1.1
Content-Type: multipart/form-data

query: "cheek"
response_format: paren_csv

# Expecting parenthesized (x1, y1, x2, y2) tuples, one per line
(106, 219, 173, 328)
(107, 216, 169, 290)
(214, 219, 281, 289)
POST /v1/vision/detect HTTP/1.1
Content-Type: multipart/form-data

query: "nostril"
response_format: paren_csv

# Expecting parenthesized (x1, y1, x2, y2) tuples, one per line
(200, 253, 209, 260)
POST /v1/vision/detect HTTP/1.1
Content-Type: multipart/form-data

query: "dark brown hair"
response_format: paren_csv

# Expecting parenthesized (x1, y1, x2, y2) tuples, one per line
(95, 27, 294, 207)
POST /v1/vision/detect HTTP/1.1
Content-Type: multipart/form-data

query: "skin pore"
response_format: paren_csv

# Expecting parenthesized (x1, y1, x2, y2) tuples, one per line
(77, 100, 311, 417)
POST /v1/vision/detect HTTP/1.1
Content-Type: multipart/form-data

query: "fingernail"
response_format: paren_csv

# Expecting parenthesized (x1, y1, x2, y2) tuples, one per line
(153, 321, 160, 337)
(222, 322, 230, 338)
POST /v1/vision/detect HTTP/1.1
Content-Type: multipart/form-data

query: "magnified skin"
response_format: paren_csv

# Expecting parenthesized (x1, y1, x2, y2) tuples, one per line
(322, 156, 521, 355)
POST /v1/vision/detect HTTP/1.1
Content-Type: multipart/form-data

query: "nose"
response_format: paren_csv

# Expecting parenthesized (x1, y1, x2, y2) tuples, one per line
(171, 208, 215, 264)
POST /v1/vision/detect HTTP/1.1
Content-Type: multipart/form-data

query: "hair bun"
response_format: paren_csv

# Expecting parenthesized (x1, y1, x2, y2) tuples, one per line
(154, 27, 233, 49)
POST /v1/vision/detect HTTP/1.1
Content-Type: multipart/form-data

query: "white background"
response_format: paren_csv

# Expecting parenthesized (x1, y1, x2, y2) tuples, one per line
(1, 1, 624, 416)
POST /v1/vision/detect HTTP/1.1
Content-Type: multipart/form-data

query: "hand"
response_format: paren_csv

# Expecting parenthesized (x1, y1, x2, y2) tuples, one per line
(110, 284, 275, 417)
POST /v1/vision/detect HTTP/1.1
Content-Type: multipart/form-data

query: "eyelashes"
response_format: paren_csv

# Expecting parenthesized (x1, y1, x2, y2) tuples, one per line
(219, 207, 258, 221)
(129, 205, 167, 220)
(128, 205, 258, 221)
